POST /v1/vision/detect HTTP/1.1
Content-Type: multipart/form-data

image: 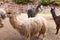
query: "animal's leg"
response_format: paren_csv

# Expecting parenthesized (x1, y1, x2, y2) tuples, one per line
(38, 26, 46, 40)
(36, 30, 41, 39)
(28, 35, 30, 40)
(27, 32, 30, 40)
(56, 25, 59, 35)
(0, 19, 3, 28)
(0, 23, 3, 27)
(42, 33, 46, 40)
(0, 23, 3, 28)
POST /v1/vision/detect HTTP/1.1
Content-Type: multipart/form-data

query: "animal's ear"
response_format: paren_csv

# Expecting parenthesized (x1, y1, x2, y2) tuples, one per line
(51, 7, 55, 9)
(54, 7, 55, 9)
(51, 7, 52, 9)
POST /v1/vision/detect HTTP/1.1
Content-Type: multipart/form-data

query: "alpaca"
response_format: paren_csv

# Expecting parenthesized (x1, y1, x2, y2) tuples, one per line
(0, 8, 6, 19)
(0, 8, 6, 28)
(27, 3, 42, 18)
(6, 10, 47, 40)
(50, 7, 60, 34)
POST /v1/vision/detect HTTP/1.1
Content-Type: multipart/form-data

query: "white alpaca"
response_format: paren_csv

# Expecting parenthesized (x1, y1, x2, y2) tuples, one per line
(6, 10, 48, 40)
(0, 8, 6, 27)
(0, 8, 6, 14)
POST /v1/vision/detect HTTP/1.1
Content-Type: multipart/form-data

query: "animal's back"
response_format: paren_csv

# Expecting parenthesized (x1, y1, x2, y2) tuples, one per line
(28, 17, 44, 36)
(16, 16, 47, 36)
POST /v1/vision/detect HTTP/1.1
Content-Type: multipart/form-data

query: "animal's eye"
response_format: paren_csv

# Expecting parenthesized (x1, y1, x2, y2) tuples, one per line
(8, 12, 11, 14)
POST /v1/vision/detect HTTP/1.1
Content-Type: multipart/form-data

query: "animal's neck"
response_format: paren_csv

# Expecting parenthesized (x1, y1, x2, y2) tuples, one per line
(9, 15, 20, 28)
(35, 6, 39, 13)
(9, 14, 27, 36)
(36, 6, 39, 11)
(36, 4, 40, 10)
(51, 9, 57, 19)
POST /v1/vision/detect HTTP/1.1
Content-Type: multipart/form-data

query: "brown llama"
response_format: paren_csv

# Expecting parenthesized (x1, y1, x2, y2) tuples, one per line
(6, 9, 48, 40)
(50, 7, 60, 35)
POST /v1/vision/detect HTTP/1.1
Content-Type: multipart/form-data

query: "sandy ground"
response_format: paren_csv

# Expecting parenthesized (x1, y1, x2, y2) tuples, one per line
(0, 14, 60, 40)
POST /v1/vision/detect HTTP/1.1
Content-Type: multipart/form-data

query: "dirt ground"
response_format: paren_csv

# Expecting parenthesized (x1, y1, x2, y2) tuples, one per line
(0, 14, 60, 40)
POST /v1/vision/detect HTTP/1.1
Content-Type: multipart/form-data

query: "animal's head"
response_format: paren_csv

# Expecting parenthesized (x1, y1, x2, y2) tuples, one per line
(37, 3, 41, 8)
(6, 9, 16, 18)
(51, 7, 55, 10)
(50, 7, 55, 13)
(36, 3, 43, 11)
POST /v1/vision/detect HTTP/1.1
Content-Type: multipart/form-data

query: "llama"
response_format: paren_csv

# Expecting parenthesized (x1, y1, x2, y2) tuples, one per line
(0, 8, 6, 28)
(50, 7, 60, 34)
(27, 3, 42, 18)
(6, 9, 48, 40)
